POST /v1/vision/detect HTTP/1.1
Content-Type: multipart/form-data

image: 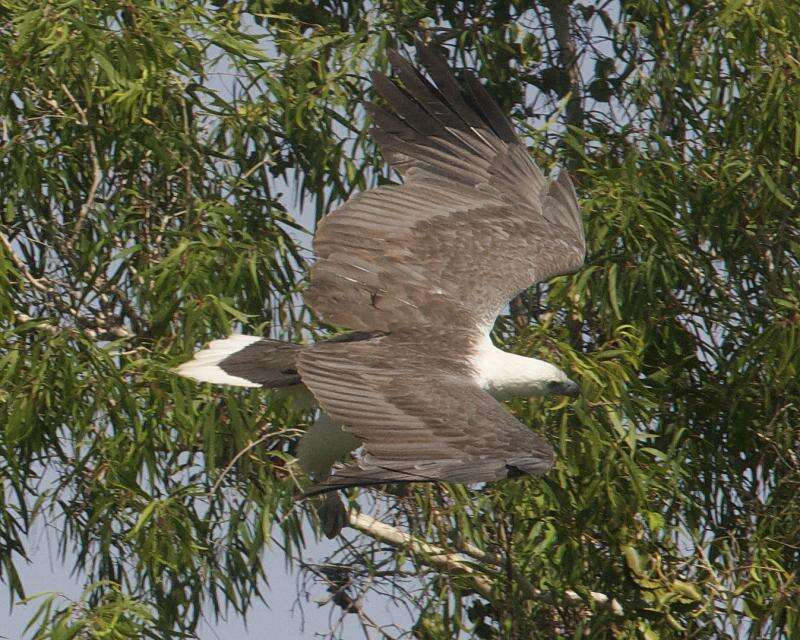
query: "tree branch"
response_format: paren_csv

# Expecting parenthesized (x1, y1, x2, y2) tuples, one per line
(347, 509, 494, 599)
(346, 509, 622, 614)
(544, 0, 584, 140)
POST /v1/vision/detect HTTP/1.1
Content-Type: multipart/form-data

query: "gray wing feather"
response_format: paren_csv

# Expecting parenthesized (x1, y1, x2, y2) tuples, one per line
(306, 44, 583, 333)
(297, 333, 555, 495)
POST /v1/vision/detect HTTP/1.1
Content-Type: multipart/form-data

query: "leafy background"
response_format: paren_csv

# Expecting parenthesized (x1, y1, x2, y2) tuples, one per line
(0, 0, 798, 638)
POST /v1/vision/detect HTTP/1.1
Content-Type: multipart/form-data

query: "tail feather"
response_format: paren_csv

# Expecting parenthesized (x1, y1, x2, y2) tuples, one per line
(175, 335, 302, 388)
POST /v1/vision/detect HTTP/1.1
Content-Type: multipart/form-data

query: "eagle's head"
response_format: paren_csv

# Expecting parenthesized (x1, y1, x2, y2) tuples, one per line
(530, 360, 581, 398)
(545, 375, 581, 398)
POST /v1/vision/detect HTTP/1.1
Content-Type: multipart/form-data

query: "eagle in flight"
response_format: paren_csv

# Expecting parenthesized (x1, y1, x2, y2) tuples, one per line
(176, 42, 584, 496)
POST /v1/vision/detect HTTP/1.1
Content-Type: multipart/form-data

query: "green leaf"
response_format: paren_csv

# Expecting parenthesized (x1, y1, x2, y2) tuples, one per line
(757, 165, 793, 207)
(671, 581, 702, 602)
(129, 501, 159, 537)
(622, 545, 645, 577)
(607, 263, 622, 320)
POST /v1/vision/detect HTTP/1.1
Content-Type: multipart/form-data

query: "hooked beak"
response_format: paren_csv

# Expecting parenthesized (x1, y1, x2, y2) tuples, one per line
(560, 379, 581, 398)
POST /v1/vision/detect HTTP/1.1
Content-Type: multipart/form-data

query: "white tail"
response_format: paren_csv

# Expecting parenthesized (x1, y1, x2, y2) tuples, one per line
(174, 335, 263, 387)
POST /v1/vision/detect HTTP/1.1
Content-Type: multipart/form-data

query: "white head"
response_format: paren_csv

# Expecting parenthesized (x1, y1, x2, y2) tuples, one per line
(473, 340, 580, 401)
(528, 359, 580, 398)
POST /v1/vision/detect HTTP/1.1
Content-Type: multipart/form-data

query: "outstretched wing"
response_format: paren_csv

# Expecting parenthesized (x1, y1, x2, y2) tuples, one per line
(305, 42, 584, 334)
(297, 333, 555, 496)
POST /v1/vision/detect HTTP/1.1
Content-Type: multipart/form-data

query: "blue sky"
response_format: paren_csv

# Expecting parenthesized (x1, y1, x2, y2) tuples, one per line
(3, 519, 409, 639)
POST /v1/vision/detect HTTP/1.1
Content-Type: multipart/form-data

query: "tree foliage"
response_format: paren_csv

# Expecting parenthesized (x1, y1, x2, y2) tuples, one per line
(1, 1, 798, 638)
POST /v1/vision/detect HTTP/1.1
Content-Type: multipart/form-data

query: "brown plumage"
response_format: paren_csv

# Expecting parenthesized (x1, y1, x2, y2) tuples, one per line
(297, 42, 584, 495)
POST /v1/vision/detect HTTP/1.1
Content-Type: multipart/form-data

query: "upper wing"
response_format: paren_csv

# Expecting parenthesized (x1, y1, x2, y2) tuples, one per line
(297, 332, 555, 495)
(305, 42, 584, 333)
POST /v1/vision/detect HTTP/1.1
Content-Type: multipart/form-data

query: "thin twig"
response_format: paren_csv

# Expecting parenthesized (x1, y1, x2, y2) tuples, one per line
(207, 430, 273, 497)
(60, 83, 101, 251)
(0, 231, 50, 292)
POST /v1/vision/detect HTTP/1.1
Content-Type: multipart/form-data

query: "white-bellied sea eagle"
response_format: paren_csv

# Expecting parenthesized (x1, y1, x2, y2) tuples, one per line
(175, 42, 585, 496)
